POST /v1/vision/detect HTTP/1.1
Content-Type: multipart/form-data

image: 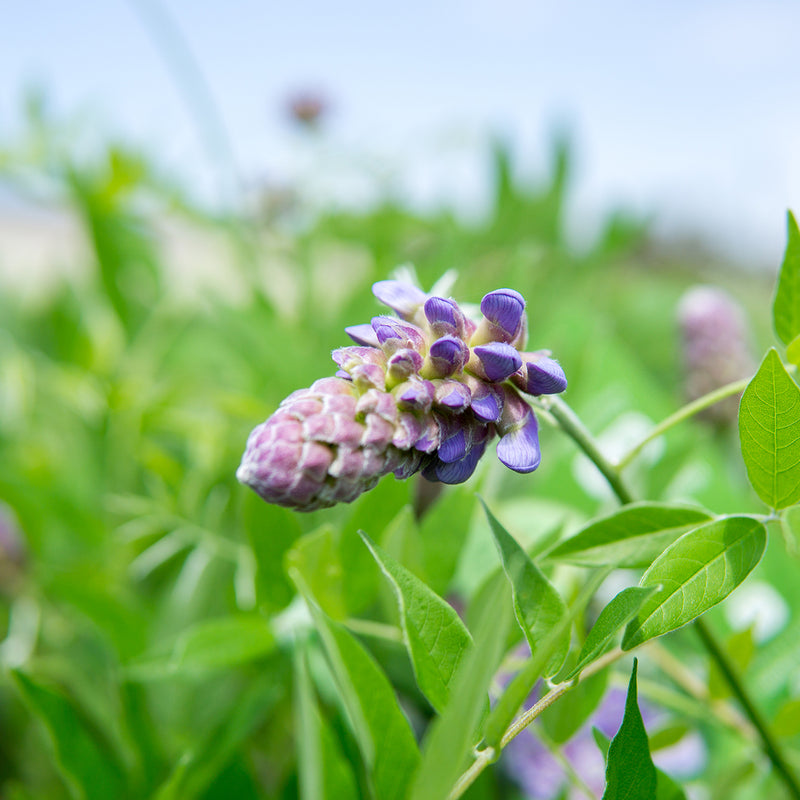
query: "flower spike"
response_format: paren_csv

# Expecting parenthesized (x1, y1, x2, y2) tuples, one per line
(237, 278, 566, 510)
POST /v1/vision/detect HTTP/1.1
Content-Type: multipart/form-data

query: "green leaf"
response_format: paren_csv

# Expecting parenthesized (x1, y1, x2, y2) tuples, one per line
(286, 526, 348, 619)
(601, 659, 657, 800)
(540, 667, 608, 744)
(483, 568, 609, 749)
(481, 499, 569, 677)
(409, 583, 513, 800)
(773, 210, 800, 346)
(242, 491, 302, 612)
(565, 587, 657, 680)
(293, 572, 420, 800)
(622, 517, 767, 650)
(295, 647, 359, 800)
(418, 485, 478, 594)
(773, 698, 800, 738)
(787, 334, 800, 368)
(548, 503, 712, 568)
(169, 615, 275, 673)
(360, 532, 473, 713)
(739, 349, 800, 509)
(12, 671, 127, 800)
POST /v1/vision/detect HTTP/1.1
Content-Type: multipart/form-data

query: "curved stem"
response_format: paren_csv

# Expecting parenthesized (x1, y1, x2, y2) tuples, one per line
(543, 395, 800, 800)
(616, 378, 750, 471)
(542, 396, 635, 504)
(694, 618, 800, 799)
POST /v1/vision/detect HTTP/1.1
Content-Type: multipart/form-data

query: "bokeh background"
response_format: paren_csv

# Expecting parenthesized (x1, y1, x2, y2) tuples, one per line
(1, 3, 799, 799)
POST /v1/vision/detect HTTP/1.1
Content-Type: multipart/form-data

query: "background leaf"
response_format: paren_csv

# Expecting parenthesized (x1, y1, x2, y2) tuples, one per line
(601, 659, 657, 800)
(773, 210, 800, 346)
(12, 671, 127, 800)
(622, 517, 767, 649)
(360, 532, 473, 713)
(739, 349, 800, 509)
(295, 574, 420, 800)
(409, 583, 513, 800)
(548, 503, 712, 568)
(482, 499, 569, 677)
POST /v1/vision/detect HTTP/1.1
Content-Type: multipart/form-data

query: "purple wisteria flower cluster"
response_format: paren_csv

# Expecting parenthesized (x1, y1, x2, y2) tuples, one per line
(237, 280, 567, 511)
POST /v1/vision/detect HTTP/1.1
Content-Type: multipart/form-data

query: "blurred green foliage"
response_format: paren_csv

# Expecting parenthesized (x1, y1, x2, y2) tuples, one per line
(0, 98, 794, 800)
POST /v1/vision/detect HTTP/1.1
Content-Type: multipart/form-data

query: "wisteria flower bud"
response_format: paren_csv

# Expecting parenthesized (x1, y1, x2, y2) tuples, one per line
(238, 279, 568, 511)
(677, 286, 755, 426)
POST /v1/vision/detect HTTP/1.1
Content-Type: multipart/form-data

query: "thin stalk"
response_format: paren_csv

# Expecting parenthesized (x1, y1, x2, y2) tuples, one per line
(448, 748, 495, 800)
(616, 378, 750, 471)
(694, 617, 800, 799)
(545, 396, 800, 799)
(500, 648, 624, 748)
(542, 396, 635, 504)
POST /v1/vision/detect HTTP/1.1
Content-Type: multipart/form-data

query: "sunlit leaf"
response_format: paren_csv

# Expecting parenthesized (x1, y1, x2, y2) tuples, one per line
(360, 532, 472, 713)
(294, 573, 420, 800)
(565, 586, 657, 680)
(622, 517, 767, 649)
(773, 210, 800, 346)
(481, 499, 569, 677)
(548, 503, 712, 568)
(409, 583, 513, 800)
(602, 659, 656, 800)
(739, 349, 800, 509)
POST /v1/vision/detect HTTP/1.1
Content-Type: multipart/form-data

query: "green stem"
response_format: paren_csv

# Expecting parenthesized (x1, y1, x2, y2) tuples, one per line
(616, 378, 750, 471)
(548, 396, 800, 799)
(694, 617, 800, 799)
(543, 396, 635, 504)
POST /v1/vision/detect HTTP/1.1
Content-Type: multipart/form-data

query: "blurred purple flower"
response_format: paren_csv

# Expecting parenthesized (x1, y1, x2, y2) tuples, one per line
(238, 280, 567, 511)
(677, 286, 755, 426)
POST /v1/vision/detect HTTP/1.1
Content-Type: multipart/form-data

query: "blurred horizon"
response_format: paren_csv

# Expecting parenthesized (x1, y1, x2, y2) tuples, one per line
(2, 0, 799, 269)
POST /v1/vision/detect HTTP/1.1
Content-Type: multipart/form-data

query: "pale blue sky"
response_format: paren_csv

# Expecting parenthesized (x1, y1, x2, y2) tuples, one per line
(2, 0, 799, 265)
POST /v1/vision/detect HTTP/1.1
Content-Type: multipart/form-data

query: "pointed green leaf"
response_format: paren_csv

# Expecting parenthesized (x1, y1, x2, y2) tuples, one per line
(739, 349, 800, 509)
(622, 517, 767, 650)
(242, 491, 302, 612)
(481, 499, 569, 677)
(565, 587, 657, 680)
(12, 671, 127, 800)
(602, 659, 656, 800)
(295, 648, 359, 800)
(773, 210, 800, 346)
(409, 584, 513, 800)
(548, 503, 712, 568)
(293, 572, 420, 800)
(483, 568, 610, 749)
(360, 532, 473, 713)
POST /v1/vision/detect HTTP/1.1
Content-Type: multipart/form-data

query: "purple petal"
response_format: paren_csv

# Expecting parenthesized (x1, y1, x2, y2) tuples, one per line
(469, 383, 503, 422)
(424, 296, 466, 337)
(496, 411, 541, 473)
(434, 380, 471, 412)
(372, 280, 427, 319)
(345, 324, 380, 347)
(332, 346, 386, 370)
(371, 316, 427, 352)
(428, 336, 469, 377)
(438, 426, 468, 463)
(480, 288, 525, 340)
(387, 348, 424, 382)
(472, 342, 522, 382)
(395, 378, 435, 411)
(335, 370, 352, 380)
(514, 356, 567, 395)
(424, 440, 487, 484)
